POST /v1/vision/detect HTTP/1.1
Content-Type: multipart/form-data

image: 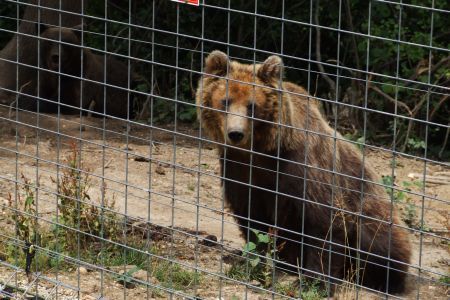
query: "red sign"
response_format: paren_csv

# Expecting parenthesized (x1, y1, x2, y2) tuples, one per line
(171, 0, 200, 6)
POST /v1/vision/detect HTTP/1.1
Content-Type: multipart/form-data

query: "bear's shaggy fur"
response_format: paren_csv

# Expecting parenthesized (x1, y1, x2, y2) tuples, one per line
(18, 25, 136, 118)
(196, 51, 411, 294)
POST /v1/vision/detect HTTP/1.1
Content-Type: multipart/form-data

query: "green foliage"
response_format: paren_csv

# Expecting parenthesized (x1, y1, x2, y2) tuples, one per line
(382, 175, 405, 203)
(152, 261, 200, 291)
(7, 174, 40, 246)
(3, 146, 201, 294)
(275, 280, 326, 299)
(0, 1, 448, 156)
(146, 99, 196, 124)
(5, 143, 121, 272)
(227, 229, 287, 288)
(381, 175, 425, 228)
(114, 265, 142, 288)
(177, 105, 197, 123)
(344, 133, 365, 151)
(406, 137, 426, 151)
(5, 174, 41, 270)
(108, 245, 201, 293)
(439, 275, 450, 285)
(51, 142, 120, 255)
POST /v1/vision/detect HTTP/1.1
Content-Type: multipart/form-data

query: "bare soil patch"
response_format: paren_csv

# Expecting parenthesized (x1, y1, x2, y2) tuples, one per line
(0, 108, 448, 299)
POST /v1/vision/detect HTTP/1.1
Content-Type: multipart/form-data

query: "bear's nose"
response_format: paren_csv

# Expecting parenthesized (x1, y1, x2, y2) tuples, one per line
(228, 131, 244, 143)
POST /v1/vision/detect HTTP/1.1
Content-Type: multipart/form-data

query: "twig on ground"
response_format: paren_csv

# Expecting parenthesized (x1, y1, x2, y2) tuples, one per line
(104, 158, 113, 169)
(9, 80, 32, 119)
(407, 172, 450, 185)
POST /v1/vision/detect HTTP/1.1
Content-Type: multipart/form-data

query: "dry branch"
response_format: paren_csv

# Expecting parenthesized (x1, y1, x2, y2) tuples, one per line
(314, 0, 337, 100)
(344, 0, 361, 73)
(429, 94, 449, 121)
(367, 83, 412, 116)
(408, 172, 450, 185)
(405, 56, 450, 87)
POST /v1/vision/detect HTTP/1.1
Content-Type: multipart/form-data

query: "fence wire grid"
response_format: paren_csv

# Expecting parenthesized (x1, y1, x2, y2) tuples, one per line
(0, 0, 449, 299)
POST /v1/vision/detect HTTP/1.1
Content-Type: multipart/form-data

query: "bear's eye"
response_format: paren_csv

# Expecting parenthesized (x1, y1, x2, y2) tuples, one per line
(247, 103, 255, 117)
(221, 99, 228, 110)
(51, 54, 59, 64)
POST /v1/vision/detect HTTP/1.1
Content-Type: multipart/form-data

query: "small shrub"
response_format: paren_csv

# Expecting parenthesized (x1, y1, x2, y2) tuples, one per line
(6, 174, 41, 273)
(7, 174, 39, 249)
(51, 142, 121, 256)
(381, 175, 424, 229)
(50, 143, 121, 262)
(4, 143, 122, 272)
(227, 228, 285, 288)
(406, 137, 426, 152)
(382, 175, 406, 203)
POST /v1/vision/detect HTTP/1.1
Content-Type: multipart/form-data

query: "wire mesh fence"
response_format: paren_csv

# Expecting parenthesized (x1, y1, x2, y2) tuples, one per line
(0, 0, 448, 299)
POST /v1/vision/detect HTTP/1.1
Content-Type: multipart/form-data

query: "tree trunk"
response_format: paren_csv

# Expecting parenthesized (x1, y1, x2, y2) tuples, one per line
(0, 0, 85, 105)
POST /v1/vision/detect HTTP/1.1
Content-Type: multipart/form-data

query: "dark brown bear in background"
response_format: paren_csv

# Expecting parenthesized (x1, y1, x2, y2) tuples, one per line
(18, 24, 136, 119)
(196, 50, 412, 294)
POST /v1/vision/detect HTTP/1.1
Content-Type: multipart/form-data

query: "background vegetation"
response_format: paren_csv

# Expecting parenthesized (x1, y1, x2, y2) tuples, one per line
(0, 0, 448, 158)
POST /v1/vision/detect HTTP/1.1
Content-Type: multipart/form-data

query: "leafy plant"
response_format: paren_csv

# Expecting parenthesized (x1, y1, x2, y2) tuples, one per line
(344, 133, 365, 151)
(228, 228, 285, 288)
(7, 174, 40, 249)
(382, 175, 406, 203)
(6, 174, 41, 274)
(177, 105, 197, 122)
(406, 137, 426, 151)
(4, 143, 122, 272)
(381, 175, 424, 228)
(51, 142, 120, 254)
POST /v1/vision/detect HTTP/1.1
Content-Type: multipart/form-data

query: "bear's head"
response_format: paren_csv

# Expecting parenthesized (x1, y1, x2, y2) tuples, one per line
(197, 50, 285, 150)
(38, 24, 83, 75)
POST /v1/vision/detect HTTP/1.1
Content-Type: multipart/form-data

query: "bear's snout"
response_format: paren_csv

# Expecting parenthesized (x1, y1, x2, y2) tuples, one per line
(225, 104, 249, 145)
(227, 130, 244, 143)
(49, 54, 59, 70)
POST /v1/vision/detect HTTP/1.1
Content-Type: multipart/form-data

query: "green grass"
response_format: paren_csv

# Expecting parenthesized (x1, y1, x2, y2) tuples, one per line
(152, 260, 200, 291)
(2, 145, 176, 288)
(275, 280, 327, 300)
(226, 228, 327, 298)
(226, 260, 249, 281)
(439, 275, 450, 285)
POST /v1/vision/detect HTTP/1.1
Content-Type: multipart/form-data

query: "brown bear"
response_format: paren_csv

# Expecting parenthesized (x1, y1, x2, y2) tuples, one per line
(18, 24, 137, 118)
(196, 50, 412, 294)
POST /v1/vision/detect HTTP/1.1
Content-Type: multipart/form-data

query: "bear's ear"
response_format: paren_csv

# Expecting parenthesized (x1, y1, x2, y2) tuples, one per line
(257, 55, 284, 84)
(72, 24, 84, 41)
(204, 50, 229, 77)
(36, 22, 49, 35)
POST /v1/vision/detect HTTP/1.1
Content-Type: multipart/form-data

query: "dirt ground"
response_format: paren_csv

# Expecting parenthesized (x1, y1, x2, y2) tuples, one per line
(0, 108, 448, 299)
